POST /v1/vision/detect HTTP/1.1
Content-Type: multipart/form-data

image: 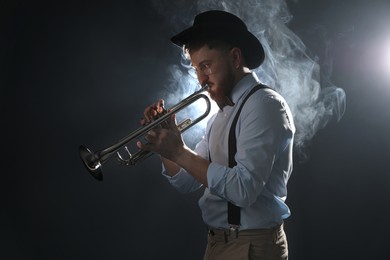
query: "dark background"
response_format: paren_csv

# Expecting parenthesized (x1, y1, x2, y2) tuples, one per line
(2, 0, 390, 259)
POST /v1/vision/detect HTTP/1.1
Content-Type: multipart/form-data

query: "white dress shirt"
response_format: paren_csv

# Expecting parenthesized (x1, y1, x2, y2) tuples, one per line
(163, 73, 295, 230)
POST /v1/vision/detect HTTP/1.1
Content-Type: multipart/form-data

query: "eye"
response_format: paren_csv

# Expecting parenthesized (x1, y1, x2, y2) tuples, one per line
(200, 64, 212, 75)
(200, 63, 210, 70)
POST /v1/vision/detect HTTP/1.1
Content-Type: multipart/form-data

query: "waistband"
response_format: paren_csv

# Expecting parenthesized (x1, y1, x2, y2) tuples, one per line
(208, 223, 284, 243)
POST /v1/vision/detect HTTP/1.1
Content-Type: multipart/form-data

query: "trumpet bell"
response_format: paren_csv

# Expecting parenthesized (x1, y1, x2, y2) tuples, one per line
(79, 145, 103, 181)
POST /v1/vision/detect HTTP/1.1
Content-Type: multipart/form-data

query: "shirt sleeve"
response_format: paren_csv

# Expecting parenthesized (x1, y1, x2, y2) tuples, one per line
(207, 91, 293, 207)
(161, 114, 216, 193)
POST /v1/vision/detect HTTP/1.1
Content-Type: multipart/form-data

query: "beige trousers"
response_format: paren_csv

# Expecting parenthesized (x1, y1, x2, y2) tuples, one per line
(203, 224, 288, 260)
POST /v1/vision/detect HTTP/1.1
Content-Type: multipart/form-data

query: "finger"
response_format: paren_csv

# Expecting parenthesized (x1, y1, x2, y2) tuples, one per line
(140, 118, 147, 126)
(143, 104, 158, 122)
(136, 140, 143, 149)
(143, 107, 152, 122)
(157, 99, 165, 113)
(144, 130, 158, 143)
(149, 105, 158, 118)
(169, 114, 178, 129)
(137, 140, 152, 151)
(137, 130, 159, 151)
(167, 114, 180, 132)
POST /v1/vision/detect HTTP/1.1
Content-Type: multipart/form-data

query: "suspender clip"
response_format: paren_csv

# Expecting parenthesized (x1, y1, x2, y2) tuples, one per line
(229, 224, 239, 238)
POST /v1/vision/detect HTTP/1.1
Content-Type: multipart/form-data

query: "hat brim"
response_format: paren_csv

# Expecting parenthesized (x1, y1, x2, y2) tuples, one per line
(171, 24, 265, 69)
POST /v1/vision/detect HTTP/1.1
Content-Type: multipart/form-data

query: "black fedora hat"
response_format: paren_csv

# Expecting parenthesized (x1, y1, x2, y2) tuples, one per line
(171, 10, 265, 69)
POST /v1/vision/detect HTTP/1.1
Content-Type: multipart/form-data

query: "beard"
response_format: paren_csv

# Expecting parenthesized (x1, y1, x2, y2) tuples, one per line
(208, 66, 236, 108)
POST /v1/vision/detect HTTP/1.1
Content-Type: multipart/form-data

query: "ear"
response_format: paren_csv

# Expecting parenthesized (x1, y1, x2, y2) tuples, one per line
(230, 47, 243, 69)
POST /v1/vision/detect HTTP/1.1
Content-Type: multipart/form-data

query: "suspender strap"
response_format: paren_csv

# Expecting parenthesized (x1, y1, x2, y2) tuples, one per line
(227, 84, 267, 228)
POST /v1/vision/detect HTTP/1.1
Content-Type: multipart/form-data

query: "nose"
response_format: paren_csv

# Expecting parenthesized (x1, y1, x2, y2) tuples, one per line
(197, 73, 209, 86)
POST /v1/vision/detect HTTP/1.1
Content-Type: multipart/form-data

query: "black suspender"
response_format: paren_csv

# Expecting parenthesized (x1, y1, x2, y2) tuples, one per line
(227, 84, 267, 229)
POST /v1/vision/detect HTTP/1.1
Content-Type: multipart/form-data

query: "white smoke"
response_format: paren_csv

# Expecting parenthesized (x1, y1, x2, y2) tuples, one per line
(151, 0, 346, 158)
(160, 64, 219, 147)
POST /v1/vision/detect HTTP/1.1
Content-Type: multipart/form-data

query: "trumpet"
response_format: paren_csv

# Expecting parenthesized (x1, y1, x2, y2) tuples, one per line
(79, 84, 211, 181)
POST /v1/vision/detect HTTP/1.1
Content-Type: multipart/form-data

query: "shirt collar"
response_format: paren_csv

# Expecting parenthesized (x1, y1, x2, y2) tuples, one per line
(230, 72, 260, 104)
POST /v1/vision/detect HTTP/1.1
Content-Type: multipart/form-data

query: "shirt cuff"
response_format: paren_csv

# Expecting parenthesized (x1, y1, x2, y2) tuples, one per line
(161, 164, 181, 179)
(161, 165, 192, 187)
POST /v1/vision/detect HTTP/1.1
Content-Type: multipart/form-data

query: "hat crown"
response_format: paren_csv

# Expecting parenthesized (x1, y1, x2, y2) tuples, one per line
(193, 10, 248, 31)
(171, 10, 265, 69)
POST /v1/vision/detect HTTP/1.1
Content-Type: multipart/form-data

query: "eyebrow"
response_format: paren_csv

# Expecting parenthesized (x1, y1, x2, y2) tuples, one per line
(191, 59, 212, 68)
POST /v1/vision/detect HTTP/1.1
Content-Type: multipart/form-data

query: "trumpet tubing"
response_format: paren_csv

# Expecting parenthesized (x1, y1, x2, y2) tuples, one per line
(79, 85, 211, 181)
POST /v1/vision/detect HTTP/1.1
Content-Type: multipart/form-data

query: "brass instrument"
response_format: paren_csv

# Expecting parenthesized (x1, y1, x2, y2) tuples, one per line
(79, 85, 211, 181)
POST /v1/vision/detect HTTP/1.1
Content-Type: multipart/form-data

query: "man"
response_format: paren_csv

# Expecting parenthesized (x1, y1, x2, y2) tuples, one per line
(137, 10, 295, 260)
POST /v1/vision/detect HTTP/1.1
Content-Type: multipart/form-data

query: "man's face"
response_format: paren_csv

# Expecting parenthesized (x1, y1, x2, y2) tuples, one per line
(189, 45, 237, 107)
